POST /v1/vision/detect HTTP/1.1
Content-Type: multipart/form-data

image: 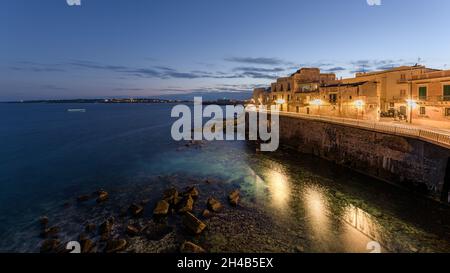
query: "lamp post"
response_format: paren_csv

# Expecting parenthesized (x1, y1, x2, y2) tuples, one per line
(310, 99, 323, 116)
(354, 99, 365, 120)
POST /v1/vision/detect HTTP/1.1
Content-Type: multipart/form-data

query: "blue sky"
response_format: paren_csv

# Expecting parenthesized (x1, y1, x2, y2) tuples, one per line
(1, 0, 450, 101)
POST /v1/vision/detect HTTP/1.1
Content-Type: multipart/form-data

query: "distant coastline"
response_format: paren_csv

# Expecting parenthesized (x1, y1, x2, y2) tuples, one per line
(2, 98, 248, 106)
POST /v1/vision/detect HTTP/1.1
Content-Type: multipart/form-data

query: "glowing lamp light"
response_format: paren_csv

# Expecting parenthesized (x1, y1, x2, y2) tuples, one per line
(406, 99, 417, 109)
(310, 99, 323, 106)
(245, 104, 257, 111)
(275, 99, 286, 104)
(354, 99, 365, 108)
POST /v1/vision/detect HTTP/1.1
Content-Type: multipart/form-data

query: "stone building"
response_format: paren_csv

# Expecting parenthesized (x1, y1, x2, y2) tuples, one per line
(342, 65, 437, 115)
(253, 65, 450, 126)
(409, 70, 450, 128)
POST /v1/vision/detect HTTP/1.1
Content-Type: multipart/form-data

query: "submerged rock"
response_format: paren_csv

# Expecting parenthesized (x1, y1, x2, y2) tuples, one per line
(183, 212, 206, 235)
(39, 216, 49, 228)
(40, 226, 60, 238)
(180, 241, 206, 253)
(129, 203, 144, 216)
(228, 189, 240, 206)
(40, 239, 60, 253)
(202, 209, 212, 218)
(178, 195, 194, 213)
(207, 197, 222, 212)
(85, 223, 96, 233)
(126, 224, 140, 236)
(153, 200, 170, 216)
(99, 217, 114, 240)
(77, 194, 91, 202)
(184, 186, 199, 199)
(96, 190, 109, 203)
(105, 239, 127, 253)
(80, 238, 95, 253)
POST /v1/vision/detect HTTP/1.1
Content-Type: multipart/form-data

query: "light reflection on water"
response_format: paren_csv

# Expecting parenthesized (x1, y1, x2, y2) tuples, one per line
(265, 169, 291, 213)
(250, 162, 385, 252)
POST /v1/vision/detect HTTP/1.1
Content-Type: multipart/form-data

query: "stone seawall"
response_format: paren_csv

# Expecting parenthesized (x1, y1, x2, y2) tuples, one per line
(259, 114, 450, 202)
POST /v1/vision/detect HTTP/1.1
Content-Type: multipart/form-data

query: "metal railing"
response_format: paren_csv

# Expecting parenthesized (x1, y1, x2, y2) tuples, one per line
(254, 109, 450, 149)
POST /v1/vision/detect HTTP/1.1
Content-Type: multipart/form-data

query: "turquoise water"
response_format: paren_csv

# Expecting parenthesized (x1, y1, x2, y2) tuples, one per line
(0, 103, 449, 253)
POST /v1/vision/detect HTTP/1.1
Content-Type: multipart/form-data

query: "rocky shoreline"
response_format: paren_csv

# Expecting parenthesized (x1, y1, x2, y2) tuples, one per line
(38, 183, 241, 253)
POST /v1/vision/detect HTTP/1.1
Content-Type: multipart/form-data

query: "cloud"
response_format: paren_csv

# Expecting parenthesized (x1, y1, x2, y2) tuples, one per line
(225, 57, 285, 65)
(232, 66, 285, 73)
(324, 66, 347, 72)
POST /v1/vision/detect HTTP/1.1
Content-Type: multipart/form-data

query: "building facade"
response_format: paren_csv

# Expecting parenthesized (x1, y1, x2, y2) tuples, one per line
(253, 65, 450, 128)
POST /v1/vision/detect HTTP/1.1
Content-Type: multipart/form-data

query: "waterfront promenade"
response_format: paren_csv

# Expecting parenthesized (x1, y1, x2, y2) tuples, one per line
(255, 109, 450, 150)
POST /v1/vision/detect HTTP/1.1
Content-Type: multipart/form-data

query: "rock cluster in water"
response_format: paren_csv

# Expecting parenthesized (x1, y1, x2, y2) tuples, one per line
(38, 185, 241, 253)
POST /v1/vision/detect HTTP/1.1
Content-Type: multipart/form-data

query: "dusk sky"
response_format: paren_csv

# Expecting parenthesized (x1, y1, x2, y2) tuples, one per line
(1, 0, 450, 101)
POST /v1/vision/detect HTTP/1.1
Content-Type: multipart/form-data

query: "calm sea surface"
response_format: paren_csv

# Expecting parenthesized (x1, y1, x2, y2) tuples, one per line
(0, 103, 450, 253)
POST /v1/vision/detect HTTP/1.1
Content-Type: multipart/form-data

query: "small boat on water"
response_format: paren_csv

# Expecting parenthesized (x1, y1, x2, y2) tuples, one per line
(67, 109, 86, 112)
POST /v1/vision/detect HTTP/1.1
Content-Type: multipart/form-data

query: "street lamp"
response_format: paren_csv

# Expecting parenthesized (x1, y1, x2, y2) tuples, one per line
(406, 99, 417, 124)
(354, 99, 365, 120)
(310, 99, 323, 115)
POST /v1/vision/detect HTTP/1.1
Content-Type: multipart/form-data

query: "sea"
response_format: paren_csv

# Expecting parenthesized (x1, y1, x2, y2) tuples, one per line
(0, 103, 449, 253)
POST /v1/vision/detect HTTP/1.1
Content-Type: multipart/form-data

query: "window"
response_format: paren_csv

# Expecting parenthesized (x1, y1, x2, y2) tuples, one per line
(287, 95, 291, 101)
(273, 96, 276, 100)
(419, 86, 427, 100)
(389, 102, 395, 108)
(349, 95, 352, 100)
(420, 107, 426, 115)
(400, 89, 406, 97)
(446, 108, 450, 116)
(306, 107, 310, 115)
(280, 84, 284, 92)
(444, 85, 450, 101)
(287, 83, 291, 91)
(329, 93, 337, 104)
(296, 106, 299, 113)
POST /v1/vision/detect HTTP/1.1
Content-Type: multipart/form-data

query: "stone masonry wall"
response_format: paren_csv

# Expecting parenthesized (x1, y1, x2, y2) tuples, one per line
(273, 115, 450, 201)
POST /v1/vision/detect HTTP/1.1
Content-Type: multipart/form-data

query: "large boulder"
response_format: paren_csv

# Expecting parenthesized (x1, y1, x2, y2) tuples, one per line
(177, 195, 194, 213)
(153, 200, 170, 216)
(163, 188, 179, 205)
(228, 189, 240, 206)
(207, 197, 222, 212)
(183, 212, 206, 235)
(180, 241, 206, 253)
(184, 186, 199, 199)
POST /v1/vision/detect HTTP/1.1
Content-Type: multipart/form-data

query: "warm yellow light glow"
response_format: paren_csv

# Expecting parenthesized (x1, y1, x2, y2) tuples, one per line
(406, 99, 417, 109)
(354, 99, 365, 108)
(310, 99, 323, 106)
(245, 104, 257, 111)
(275, 99, 286, 104)
(266, 170, 291, 212)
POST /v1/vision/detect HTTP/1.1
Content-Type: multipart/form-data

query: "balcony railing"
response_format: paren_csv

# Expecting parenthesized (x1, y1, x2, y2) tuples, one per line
(412, 96, 450, 102)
